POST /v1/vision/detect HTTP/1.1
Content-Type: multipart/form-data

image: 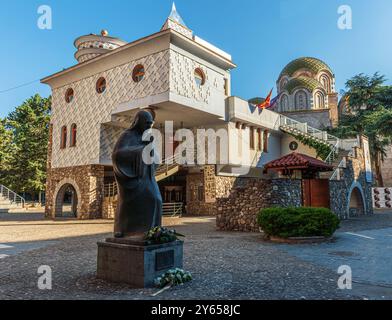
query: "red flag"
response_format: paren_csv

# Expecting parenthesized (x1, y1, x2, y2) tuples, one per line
(257, 89, 273, 109)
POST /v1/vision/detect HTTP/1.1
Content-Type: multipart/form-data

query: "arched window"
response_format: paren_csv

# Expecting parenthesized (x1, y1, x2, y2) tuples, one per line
(70, 124, 77, 147)
(320, 74, 331, 93)
(294, 90, 308, 110)
(60, 126, 67, 149)
(194, 68, 206, 87)
(96, 77, 106, 94)
(280, 94, 289, 111)
(315, 92, 325, 109)
(132, 64, 145, 83)
(65, 88, 74, 104)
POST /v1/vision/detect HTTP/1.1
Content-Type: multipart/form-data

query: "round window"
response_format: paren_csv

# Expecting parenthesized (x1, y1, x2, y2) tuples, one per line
(96, 77, 106, 94)
(289, 141, 299, 151)
(132, 64, 145, 83)
(65, 88, 74, 103)
(194, 68, 205, 87)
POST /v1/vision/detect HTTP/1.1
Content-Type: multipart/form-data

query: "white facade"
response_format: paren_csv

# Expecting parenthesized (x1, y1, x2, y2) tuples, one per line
(42, 7, 283, 175)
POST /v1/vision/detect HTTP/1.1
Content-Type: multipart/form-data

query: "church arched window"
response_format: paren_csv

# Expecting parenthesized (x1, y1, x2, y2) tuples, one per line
(280, 94, 289, 111)
(295, 90, 308, 110)
(319, 74, 331, 93)
(315, 92, 325, 109)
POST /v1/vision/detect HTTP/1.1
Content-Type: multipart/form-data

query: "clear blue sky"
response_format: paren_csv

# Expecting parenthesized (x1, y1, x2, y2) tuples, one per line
(1, 0, 392, 118)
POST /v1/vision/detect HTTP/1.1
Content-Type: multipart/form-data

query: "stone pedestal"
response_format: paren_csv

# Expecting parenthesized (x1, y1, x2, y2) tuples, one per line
(97, 237, 183, 288)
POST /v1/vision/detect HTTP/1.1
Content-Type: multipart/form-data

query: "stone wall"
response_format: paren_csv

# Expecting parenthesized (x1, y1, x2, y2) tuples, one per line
(45, 165, 105, 219)
(380, 145, 392, 187)
(216, 178, 302, 232)
(102, 196, 117, 219)
(329, 146, 374, 218)
(186, 166, 216, 215)
(184, 166, 235, 216)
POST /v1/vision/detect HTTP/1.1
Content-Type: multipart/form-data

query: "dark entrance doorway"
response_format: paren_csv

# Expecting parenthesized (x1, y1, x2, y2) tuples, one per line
(302, 179, 330, 208)
(55, 183, 78, 218)
(158, 169, 187, 216)
(349, 187, 365, 216)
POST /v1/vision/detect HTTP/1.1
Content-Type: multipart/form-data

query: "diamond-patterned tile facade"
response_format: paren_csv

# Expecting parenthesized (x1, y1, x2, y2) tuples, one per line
(51, 50, 170, 168)
(170, 50, 225, 105)
(99, 124, 125, 163)
(51, 47, 227, 169)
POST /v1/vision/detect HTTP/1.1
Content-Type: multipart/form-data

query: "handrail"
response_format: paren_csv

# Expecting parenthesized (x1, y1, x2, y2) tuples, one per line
(162, 202, 183, 217)
(279, 114, 340, 144)
(104, 151, 194, 198)
(0, 184, 25, 208)
(279, 114, 341, 163)
(104, 182, 118, 198)
(324, 140, 340, 165)
(330, 147, 356, 181)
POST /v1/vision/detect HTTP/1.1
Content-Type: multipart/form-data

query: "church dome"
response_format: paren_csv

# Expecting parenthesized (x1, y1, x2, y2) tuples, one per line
(74, 30, 127, 63)
(283, 76, 324, 94)
(279, 57, 333, 79)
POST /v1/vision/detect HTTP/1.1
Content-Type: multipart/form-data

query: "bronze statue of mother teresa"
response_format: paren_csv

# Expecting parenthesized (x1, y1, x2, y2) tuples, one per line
(112, 110, 162, 238)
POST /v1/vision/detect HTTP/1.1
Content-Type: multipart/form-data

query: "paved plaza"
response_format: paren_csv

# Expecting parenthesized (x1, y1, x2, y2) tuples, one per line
(0, 211, 391, 300)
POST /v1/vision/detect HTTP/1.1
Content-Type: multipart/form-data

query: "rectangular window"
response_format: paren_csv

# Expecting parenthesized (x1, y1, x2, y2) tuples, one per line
(224, 78, 229, 96)
(257, 129, 262, 151)
(263, 130, 269, 153)
(249, 127, 255, 150)
(197, 186, 204, 202)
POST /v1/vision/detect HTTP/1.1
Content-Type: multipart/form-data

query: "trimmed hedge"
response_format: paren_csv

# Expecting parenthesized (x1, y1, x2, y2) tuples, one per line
(257, 207, 340, 238)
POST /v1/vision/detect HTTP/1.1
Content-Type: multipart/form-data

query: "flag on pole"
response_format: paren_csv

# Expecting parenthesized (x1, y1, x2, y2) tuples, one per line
(257, 89, 273, 109)
(267, 93, 281, 110)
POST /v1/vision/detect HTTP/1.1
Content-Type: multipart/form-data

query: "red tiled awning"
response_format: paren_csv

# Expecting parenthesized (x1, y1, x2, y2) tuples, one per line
(264, 152, 333, 172)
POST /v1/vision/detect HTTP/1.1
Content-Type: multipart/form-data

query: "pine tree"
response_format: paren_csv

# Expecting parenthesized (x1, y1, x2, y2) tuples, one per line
(2, 94, 51, 198)
(330, 73, 392, 186)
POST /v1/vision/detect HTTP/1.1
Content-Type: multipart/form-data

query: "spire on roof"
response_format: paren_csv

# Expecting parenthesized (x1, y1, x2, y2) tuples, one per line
(161, 2, 193, 38)
(168, 2, 187, 27)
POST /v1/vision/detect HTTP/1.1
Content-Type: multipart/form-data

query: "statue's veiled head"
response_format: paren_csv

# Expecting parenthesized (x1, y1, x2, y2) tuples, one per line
(130, 110, 154, 134)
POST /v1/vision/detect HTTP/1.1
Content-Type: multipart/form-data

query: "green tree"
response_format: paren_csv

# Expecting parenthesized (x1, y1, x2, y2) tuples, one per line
(0, 118, 14, 180)
(330, 73, 392, 186)
(2, 94, 51, 198)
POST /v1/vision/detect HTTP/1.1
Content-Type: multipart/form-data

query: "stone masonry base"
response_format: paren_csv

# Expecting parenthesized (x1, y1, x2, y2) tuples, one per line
(45, 165, 105, 219)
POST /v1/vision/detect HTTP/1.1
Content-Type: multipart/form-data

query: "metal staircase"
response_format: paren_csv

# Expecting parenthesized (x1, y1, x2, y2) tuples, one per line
(0, 185, 25, 213)
(278, 114, 358, 180)
(279, 115, 341, 165)
(162, 202, 183, 217)
(103, 153, 185, 198)
(155, 152, 182, 183)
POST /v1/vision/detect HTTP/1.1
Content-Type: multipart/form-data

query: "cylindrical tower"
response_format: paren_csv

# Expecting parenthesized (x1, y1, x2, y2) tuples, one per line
(74, 30, 127, 63)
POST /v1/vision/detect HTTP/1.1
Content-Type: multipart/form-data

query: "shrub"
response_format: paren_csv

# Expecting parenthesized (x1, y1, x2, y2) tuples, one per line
(257, 207, 340, 238)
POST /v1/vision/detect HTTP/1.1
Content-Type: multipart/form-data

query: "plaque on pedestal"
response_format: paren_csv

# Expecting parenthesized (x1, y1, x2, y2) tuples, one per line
(97, 238, 183, 288)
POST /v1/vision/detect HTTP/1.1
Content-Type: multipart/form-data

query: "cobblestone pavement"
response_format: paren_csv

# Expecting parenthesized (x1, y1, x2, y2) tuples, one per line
(0, 211, 391, 300)
(276, 211, 392, 300)
(338, 210, 392, 232)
